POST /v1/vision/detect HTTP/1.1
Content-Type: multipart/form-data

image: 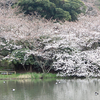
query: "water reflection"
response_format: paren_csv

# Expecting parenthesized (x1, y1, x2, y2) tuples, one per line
(0, 79, 100, 100)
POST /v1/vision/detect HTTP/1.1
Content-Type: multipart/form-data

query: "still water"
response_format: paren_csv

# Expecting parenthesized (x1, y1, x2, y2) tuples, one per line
(0, 79, 100, 100)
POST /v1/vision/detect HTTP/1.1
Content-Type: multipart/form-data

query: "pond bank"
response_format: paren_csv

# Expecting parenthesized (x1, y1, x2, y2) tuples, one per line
(0, 72, 100, 80)
(0, 72, 58, 80)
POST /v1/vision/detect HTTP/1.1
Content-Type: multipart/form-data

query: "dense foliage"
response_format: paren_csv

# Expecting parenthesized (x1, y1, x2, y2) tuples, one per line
(6, 49, 53, 73)
(17, 0, 86, 21)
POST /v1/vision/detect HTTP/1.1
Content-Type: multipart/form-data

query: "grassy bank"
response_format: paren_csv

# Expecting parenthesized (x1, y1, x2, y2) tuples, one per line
(0, 72, 57, 80)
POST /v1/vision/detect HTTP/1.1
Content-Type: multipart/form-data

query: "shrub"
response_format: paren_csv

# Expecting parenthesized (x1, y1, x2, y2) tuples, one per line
(6, 49, 53, 73)
(17, 0, 86, 21)
(62, 0, 86, 21)
(54, 8, 71, 21)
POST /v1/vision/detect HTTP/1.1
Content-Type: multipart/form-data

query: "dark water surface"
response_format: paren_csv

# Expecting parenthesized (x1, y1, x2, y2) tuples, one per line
(0, 79, 100, 100)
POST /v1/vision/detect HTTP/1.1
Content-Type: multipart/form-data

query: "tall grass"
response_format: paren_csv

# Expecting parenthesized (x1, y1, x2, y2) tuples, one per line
(0, 72, 57, 80)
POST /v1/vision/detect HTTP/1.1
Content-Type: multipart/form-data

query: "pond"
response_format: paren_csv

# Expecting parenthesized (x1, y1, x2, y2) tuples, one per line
(0, 78, 100, 100)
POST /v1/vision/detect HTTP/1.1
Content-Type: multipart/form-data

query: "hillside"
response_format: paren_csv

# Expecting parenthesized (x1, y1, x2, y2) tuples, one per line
(0, 0, 100, 77)
(0, 0, 100, 40)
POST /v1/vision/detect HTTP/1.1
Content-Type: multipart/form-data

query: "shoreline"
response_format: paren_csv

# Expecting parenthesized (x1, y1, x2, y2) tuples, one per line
(0, 72, 99, 80)
(0, 72, 58, 80)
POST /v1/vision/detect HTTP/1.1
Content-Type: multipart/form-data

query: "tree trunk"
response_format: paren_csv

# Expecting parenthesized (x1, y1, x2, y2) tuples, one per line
(30, 65, 32, 72)
(22, 65, 26, 71)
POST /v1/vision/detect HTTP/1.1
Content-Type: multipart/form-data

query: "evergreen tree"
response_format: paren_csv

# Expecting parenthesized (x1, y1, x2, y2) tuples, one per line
(17, 0, 86, 21)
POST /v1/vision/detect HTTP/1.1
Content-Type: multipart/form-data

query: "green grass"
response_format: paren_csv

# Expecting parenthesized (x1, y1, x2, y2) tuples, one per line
(0, 72, 57, 80)
(0, 74, 17, 80)
(43, 73, 57, 78)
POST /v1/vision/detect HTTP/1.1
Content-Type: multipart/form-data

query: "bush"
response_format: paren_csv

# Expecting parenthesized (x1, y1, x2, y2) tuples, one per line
(54, 8, 71, 21)
(0, 59, 14, 71)
(17, 0, 86, 21)
(62, 0, 86, 21)
(6, 49, 53, 73)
